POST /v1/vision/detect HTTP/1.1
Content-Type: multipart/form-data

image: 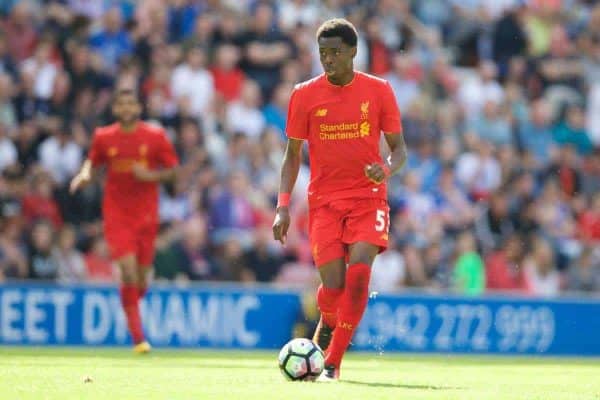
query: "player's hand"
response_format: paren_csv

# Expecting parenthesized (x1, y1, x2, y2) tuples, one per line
(69, 172, 91, 194)
(272, 207, 291, 245)
(364, 163, 388, 185)
(132, 163, 156, 182)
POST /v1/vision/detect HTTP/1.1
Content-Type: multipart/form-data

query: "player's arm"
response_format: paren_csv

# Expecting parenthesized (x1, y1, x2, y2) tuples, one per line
(132, 164, 178, 183)
(71, 128, 106, 194)
(70, 159, 102, 193)
(364, 133, 407, 184)
(272, 138, 303, 245)
(132, 131, 179, 183)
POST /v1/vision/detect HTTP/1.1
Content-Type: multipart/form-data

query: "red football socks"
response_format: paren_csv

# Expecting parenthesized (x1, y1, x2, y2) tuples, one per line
(120, 285, 145, 344)
(325, 263, 371, 369)
(317, 285, 344, 328)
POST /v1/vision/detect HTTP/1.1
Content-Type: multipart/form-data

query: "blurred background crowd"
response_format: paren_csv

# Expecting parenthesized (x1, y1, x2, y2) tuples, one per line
(0, 0, 599, 297)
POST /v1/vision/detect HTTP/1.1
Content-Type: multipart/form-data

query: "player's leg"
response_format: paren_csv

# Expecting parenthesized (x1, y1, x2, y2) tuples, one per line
(323, 242, 378, 374)
(136, 226, 157, 300)
(322, 199, 389, 379)
(309, 205, 346, 352)
(313, 258, 345, 351)
(105, 223, 148, 351)
(117, 253, 148, 349)
(130, 227, 158, 353)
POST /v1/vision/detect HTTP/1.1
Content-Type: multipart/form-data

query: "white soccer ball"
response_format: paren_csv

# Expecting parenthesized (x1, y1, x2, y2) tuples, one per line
(278, 338, 325, 381)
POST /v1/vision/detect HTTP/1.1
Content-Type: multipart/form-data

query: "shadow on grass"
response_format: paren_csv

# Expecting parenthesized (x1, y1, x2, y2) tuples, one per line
(344, 380, 461, 390)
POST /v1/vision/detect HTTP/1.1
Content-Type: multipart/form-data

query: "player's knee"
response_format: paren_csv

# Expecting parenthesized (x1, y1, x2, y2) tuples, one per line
(118, 256, 138, 284)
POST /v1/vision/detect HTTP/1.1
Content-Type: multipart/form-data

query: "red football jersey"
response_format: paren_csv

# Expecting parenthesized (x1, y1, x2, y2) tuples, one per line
(88, 122, 178, 226)
(286, 71, 402, 208)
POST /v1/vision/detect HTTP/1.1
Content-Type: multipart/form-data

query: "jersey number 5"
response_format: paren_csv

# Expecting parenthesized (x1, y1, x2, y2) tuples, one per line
(375, 209, 388, 232)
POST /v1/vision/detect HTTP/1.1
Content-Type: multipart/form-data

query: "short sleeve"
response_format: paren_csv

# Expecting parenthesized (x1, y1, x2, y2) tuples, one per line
(88, 130, 106, 166)
(156, 131, 179, 168)
(285, 88, 309, 140)
(380, 82, 402, 134)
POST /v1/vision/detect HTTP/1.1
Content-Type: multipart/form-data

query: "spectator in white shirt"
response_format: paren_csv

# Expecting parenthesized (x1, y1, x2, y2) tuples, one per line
(226, 79, 266, 140)
(21, 40, 58, 100)
(455, 138, 502, 199)
(39, 120, 82, 185)
(457, 60, 504, 115)
(171, 46, 214, 117)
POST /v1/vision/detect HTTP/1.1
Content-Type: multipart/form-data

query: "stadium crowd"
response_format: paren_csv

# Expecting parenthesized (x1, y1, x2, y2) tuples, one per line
(0, 0, 599, 296)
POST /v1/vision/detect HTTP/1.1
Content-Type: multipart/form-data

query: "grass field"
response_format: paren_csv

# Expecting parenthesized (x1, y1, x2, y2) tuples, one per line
(1, 348, 599, 400)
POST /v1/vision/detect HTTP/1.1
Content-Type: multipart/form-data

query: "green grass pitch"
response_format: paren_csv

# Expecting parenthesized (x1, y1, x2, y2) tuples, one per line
(1, 348, 599, 400)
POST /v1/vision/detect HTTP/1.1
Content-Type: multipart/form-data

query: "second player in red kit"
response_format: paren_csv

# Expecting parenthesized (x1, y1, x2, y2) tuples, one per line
(71, 89, 178, 353)
(273, 19, 408, 380)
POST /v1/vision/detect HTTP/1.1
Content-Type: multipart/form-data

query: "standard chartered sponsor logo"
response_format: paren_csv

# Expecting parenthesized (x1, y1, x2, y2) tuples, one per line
(319, 122, 366, 140)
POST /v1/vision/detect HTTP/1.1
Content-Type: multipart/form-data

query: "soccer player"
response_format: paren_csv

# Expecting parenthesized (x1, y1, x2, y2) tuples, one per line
(70, 89, 179, 353)
(272, 19, 407, 380)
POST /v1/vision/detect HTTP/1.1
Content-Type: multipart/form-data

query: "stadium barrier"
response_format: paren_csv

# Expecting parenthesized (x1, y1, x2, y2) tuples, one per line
(1, 283, 599, 355)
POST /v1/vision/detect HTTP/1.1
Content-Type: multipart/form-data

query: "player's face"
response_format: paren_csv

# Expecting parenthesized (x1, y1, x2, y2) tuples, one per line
(318, 37, 356, 80)
(112, 93, 141, 124)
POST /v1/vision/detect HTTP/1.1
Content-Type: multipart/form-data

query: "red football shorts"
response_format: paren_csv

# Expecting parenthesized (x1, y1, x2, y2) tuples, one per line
(308, 198, 390, 267)
(104, 219, 157, 267)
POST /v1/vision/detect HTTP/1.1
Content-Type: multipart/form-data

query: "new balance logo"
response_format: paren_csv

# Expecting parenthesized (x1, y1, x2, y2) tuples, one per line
(315, 108, 328, 117)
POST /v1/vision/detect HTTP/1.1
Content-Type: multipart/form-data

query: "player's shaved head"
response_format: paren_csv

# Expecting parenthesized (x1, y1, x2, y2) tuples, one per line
(316, 18, 358, 47)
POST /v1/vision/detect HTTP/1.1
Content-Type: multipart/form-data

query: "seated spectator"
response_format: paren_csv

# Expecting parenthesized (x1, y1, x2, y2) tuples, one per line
(370, 240, 406, 293)
(457, 60, 504, 116)
(453, 231, 485, 296)
(226, 79, 266, 140)
(38, 121, 82, 186)
(385, 52, 421, 110)
(485, 234, 528, 292)
(553, 104, 594, 156)
(0, 74, 17, 131)
(406, 140, 442, 194)
(52, 224, 87, 283)
(0, 3, 38, 62)
(0, 122, 16, 172)
(434, 167, 476, 233)
(27, 220, 59, 280)
(523, 236, 560, 297)
(262, 82, 292, 139)
(88, 7, 133, 72)
(172, 216, 219, 281)
(455, 139, 502, 200)
(84, 237, 116, 283)
(215, 237, 254, 282)
(469, 100, 513, 147)
(171, 46, 214, 117)
(209, 170, 259, 246)
(0, 220, 28, 280)
(210, 43, 245, 103)
(21, 39, 59, 101)
(518, 99, 555, 166)
(239, 2, 294, 98)
(567, 247, 600, 292)
(21, 170, 63, 228)
(543, 146, 582, 199)
(243, 226, 284, 282)
(578, 192, 600, 244)
(475, 190, 516, 253)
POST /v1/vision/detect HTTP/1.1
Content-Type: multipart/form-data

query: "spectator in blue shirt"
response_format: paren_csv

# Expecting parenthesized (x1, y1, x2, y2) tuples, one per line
(518, 99, 555, 166)
(553, 103, 595, 156)
(89, 7, 132, 73)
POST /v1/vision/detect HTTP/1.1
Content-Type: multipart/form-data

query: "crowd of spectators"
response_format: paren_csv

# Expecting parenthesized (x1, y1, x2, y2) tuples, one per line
(0, 0, 599, 297)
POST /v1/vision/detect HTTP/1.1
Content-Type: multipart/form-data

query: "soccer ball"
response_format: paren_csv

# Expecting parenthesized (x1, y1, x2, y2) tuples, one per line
(278, 338, 325, 381)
